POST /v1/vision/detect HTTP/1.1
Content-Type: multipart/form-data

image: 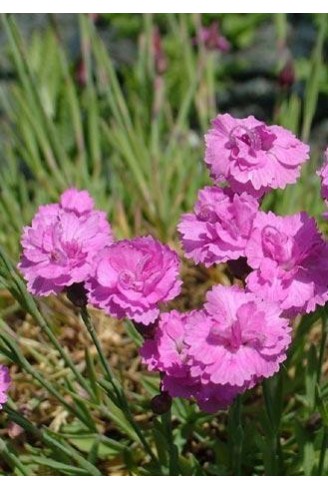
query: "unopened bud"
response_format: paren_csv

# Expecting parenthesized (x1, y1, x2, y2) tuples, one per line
(66, 282, 88, 307)
(150, 391, 172, 415)
(133, 320, 158, 339)
(278, 59, 295, 89)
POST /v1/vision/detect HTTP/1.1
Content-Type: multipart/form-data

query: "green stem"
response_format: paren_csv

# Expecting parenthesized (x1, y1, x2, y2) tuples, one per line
(0, 329, 93, 428)
(4, 403, 102, 476)
(161, 409, 180, 475)
(0, 246, 92, 398)
(262, 380, 281, 475)
(0, 437, 32, 475)
(80, 306, 159, 466)
(228, 395, 244, 475)
(317, 311, 328, 385)
(318, 427, 328, 475)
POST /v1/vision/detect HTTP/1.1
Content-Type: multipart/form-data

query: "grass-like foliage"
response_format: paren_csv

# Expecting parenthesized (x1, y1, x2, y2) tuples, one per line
(0, 13, 328, 476)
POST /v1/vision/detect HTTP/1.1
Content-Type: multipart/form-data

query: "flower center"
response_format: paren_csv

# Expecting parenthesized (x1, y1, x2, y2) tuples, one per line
(229, 124, 276, 153)
(210, 321, 243, 351)
(118, 270, 144, 291)
(261, 225, 294, 266)
(208, 304, 265, 352)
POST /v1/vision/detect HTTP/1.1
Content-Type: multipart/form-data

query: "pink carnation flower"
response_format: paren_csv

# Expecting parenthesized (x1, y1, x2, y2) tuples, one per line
(19, 189, 113, 296)
(178, 186, 259, 266)
(0, 366, 11, 409)
(205, 113, 309, 197)
(141, 311, 206, 400)
(140, 310, 243, 411)
(185, 285, 291, 387)
(87, 236, 182, 325)
(245, 211, 328, 316)
(317, 148, 328, 201)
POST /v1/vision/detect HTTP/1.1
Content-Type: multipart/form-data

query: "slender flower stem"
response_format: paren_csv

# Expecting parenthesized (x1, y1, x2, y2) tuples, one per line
(80, 306, 159, 465)
(161, 409, 180, 475)
(230, 396, 244, 476)
(0, 328, 93, 428)
(0, 437, 31, 475)
(318, 427, 328, 475)
(0, 247, 92, 398)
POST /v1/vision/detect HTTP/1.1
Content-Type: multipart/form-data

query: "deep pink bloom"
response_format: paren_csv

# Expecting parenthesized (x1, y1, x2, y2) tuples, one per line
(0, 366, 11, 409)
(205, 113, 309, 197)
(19, 189, 113, 296)
(87, 236, 182, 325)
(178, 186, 259, 266)
(317, 148, 328, 201)
(185, 285, 291, 387)
(140, 310, 242, 411)
(140, 311, 204, 400)
(245, 211, 328, 316)
(197, 21, 231, 53)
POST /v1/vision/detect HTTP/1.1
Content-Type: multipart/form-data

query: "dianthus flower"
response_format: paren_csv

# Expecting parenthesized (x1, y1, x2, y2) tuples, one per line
(178, 186, 259, 266)
(87, 236, 182, 325)
(19, 189, 113, 296)
(140, 310, 242, 412)
(317, 148, 328, 201)
(185, 285, 291, 387)
(0, 366, 11, 409)
(245, 211, 328, 316)
(205, 113, 309, 197)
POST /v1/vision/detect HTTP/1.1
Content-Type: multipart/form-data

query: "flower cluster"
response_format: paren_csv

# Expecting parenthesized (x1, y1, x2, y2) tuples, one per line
(0, 366, 11, 410)
(141, 286, 291, 412)
(245, 211, 328, 317)
(17, 115, 328, 415)
(19, 189, 181, 324)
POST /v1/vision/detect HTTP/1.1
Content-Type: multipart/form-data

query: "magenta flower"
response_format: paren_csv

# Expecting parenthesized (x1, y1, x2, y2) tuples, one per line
(197, 21, 231, 53)
(185, 285, 291, 387)
(141, 310, 202, 398)
(87, 236, 182, 325)
(317, 148, 328, 201)
(205, 113, 309, 197)
(245, 211, 328, 316)
(178, 186, 259, 266)
(19, 189, 113, 296)
(140, 309, 242, 411)
(0, 366, 11, 409)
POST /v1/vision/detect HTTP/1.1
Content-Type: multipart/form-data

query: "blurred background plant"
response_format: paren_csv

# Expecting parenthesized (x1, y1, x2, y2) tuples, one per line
(0, 13, 327, 475)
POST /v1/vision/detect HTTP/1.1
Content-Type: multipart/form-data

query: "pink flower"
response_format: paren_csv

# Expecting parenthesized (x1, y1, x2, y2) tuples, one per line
(205, 113, 309, 197)
(185, 285, 291, 387)
(140, 307, 281, 412)
(140, 311, 204, 401)
(317, 148, 328, 201)
(141, 310, 241, 410)
(19, 189, 113, 296)
(245, 211, 328, 316)
(197, 21, 230, 53)
(178, 186, 259, 266)
(0, 366, 11, 409)
(87, 236, 182, 325)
